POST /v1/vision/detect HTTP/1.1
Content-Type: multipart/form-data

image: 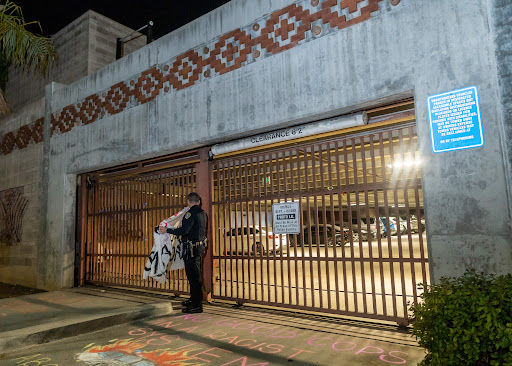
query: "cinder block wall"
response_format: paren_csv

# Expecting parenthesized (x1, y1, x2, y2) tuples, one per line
(0, 99, 44, 288)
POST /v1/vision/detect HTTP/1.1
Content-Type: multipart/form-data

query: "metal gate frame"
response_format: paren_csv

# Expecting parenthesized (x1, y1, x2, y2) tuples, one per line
(209, 122, 428, 325)
(77, 148, 215, 297)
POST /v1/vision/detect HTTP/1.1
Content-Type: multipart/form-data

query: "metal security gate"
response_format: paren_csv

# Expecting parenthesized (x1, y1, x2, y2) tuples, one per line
(211, 122, 428, 324)
(81, 162, 197, 293)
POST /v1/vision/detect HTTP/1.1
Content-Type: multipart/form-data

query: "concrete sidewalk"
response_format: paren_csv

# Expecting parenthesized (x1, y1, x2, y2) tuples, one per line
(0, 287, 173, 354)
(0, 289, 426, 365)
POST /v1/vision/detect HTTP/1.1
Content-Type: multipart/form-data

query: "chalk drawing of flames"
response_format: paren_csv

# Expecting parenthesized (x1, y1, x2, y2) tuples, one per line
(76, 340, 201, 365)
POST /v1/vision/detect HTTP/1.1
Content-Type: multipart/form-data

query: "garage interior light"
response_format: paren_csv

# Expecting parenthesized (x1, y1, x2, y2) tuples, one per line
(387, 157, 421, 169)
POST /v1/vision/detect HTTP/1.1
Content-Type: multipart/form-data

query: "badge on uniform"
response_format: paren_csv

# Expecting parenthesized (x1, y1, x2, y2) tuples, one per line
(185, 212, 191, 219)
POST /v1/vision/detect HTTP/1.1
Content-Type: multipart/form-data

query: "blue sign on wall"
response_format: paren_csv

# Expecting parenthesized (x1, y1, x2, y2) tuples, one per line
(427, 86, 484, 153)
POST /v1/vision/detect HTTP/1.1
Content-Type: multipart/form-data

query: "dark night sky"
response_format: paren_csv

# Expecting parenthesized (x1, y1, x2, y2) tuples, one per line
(16, 0, 232, 39)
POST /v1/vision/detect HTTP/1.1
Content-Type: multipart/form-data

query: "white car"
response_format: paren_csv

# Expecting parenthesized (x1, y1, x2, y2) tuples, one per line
(223, 226, 287, 255)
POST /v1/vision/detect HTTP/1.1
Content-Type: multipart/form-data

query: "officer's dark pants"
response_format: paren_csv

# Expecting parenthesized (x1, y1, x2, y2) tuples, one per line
(184, 245, 205, 306)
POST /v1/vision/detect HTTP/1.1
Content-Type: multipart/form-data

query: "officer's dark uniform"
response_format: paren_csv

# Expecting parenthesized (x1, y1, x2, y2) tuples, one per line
(159, 205, 207, 310)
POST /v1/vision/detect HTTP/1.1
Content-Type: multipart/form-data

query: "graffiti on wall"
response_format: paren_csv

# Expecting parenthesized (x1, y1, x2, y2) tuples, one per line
(0, 187, 28, 246)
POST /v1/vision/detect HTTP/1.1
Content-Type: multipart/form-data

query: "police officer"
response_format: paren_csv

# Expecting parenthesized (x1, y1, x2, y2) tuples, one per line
(158, 192, 207, 313)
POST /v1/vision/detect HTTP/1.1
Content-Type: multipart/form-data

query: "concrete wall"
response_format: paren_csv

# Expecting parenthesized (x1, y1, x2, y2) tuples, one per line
(4, 11, 146, 113)
(0, 12, 147, 288)
(3, 0, 512, 290)
(489, 0, 512, 221)
(87, 11, 147, 74)
(0, 98, 44, 287)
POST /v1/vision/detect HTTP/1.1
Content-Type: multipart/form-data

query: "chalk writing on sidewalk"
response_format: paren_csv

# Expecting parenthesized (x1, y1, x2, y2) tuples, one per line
(13, 354, 58, 366)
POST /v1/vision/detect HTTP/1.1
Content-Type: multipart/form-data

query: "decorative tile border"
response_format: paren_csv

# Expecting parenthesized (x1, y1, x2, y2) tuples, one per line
(0, 118, 44, 155)
(1, 0, 396, 156)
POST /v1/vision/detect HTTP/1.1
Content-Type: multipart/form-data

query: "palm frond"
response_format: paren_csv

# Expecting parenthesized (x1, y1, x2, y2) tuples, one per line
(0, 0, 58, 77)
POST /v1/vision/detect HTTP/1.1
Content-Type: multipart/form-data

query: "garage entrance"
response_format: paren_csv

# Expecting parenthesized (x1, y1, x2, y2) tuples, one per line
(79, 152, 199, 294)
(211, 122, 428, 324)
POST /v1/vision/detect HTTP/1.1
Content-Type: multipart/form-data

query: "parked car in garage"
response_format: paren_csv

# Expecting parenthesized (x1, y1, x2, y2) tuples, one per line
(291, 224, 347, 247)
(224, 226, 287, 255)
(343, 218, 375, 241)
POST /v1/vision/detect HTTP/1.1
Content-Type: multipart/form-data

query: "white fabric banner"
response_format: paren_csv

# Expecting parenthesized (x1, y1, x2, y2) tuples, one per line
(143, 207, 189, 283)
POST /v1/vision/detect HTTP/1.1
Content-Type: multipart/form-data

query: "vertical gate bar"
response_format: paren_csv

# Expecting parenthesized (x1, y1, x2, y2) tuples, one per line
(264, 155, 271, 303)
(384, 131, 398, 318)
(102, 182, 108, 284)
(136, 177, 141, 289)
(79, 174, 87, 286)
(142, 174, 148, 289)
(126, 179, 131, 288)
(218, 163, 225, 297)
(223, 163, 229, 298)
(369, 136, 387, 316)
(95, 184, 99, 283)
(327, 143, 340, 311)
(410, 128, 428, 286)
(148, 174, 155, 290)
(395, 129, 409, 319)
(86, 183, 91, 282)
(123, 179, 128, 286)
(125, 178, 130, 287)
(108, 181, 113, 285)
(343, 139, 358, 313)
(120, 180, 125, 285)
(403, 182, 417, 303)
(157, 172, 164, 291)
(237, 158, 245, 301)
(233, 159, 240, 301)
(196, 148, 213, 300)
(269, 153, 278, 305)
(118, 179, 123, 286)
(180, 170, 185, 292)
(312, 145, 323, 309)
(171, 170, 177, 290)
(96, 183, 101, 284)
(292, 149, 301, 307)
(90, 182, 96, 282)
(319, 144, 331, 310)
(297, 149, 307, 307)
(361, 135, 378, 314)
(276, 151, 285, 305)
(244, 157, 253, 302)
(250, 157, 258, 302)
(352, 137, 368, 314)
(389, 130, 408, 319)
(227, 163, 235, 298)
(146, 174, 151, 289)
(120, 179, 125, 287)
(256, 156, 264, 301)
(283, 151, 293, 306)
(303, 148, 314, 308)
(164, 172, 170, 291)
(110, 181, 115, 285)
(132, 177, 137, 288)
(103, 182, 109, 284)
(101, 183, 106, 284)
(403, 128, 418, 304)
(189, 167, 195, 294)
(335, 142, 349, 312)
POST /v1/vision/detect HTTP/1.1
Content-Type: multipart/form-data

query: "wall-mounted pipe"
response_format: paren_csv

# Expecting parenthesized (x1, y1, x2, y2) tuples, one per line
(210, 112, 368, 156)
